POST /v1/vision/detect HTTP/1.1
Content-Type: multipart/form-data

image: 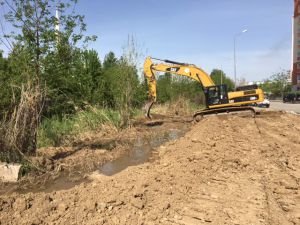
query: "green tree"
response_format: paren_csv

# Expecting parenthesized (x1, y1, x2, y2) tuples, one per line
(100, 36, 145, 126)
(103, 51, 118, 70)
(157, 73, 172, 103)
(81, 50, 103, 104)
(156, 72, 204, 105)
(0, 0, 95, 160)
(172, 76, 203, 102)
(2, 0, 96, 113)
(210, 69, 235, 91)
(260, 70, 291, 97)
(2, 0, 94, 78)
(0, 51, 12, 115)
(107, 56, 140, 126)
(101, 51, 119, 108)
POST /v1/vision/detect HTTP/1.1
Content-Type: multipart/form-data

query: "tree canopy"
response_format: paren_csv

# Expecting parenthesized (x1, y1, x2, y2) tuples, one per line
(210, 69, 235, 91)
(259, 70, 291, 97)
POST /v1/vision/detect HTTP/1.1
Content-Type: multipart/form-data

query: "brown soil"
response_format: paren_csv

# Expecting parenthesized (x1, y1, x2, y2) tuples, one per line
(0, 111, 300, 225)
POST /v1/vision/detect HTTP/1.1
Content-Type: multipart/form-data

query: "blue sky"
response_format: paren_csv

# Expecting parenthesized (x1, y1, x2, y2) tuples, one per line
(76, 0, 292, 82)
(0, 0, 293, 82)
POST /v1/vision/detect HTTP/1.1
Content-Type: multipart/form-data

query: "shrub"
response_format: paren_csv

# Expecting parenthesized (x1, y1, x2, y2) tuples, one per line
(38, 107, 121, 147)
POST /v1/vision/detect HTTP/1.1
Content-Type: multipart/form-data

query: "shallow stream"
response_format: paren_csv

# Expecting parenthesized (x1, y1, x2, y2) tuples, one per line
(0, 121, 190, 194)
(100, 127, 188, 176)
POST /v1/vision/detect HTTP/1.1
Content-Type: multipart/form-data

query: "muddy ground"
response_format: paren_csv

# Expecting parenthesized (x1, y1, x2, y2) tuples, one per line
(0, 111, 300, 225)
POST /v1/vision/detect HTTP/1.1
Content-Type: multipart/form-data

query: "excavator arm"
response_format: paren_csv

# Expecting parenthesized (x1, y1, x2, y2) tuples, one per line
(144, 57, 215, 103)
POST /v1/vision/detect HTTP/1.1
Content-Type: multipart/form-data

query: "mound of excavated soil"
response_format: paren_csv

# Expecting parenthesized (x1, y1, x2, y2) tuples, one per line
(0, 111, 300, 225)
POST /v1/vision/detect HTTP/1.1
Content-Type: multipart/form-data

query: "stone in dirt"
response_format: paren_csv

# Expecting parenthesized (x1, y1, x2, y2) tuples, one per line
(0, 163, 21, 182)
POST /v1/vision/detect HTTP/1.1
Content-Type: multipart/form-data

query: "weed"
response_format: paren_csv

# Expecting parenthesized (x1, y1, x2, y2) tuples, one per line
(0, 81, 43, 163)
(38, 108, 121, 147)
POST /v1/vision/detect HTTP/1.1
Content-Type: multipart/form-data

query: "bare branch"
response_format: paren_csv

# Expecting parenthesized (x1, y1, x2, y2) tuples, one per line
(3, 0, 36, 33)
(0, 3, 13, 51)
(0, 37, 12, 51)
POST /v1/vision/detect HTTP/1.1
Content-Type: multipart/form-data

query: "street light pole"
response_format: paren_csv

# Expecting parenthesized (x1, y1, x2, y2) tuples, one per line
(233, 29, 247, 89)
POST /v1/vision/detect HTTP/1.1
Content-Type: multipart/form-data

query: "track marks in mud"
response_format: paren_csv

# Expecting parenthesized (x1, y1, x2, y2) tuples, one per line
(176, 113, 300, 225)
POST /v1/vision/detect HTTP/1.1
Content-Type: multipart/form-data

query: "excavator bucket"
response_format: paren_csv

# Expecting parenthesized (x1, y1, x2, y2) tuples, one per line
(144, 101, 154, 119)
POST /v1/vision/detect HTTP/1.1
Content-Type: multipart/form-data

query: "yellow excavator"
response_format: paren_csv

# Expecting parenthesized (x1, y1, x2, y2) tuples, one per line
(143, 57, 264, 120)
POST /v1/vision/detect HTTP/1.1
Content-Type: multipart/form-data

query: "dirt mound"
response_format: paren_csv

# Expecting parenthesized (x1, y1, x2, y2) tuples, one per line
(0, 111, 299, 225)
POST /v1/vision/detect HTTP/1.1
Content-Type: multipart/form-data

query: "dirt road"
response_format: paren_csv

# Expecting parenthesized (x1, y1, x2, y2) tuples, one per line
(0, 111, 300, 225)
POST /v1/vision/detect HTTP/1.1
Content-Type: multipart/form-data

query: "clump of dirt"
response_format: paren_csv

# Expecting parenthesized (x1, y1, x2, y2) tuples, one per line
(1, 111, 300, 225)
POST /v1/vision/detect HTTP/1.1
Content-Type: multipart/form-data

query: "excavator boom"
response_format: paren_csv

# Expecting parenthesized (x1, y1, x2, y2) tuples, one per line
(144, 57, 216, 118)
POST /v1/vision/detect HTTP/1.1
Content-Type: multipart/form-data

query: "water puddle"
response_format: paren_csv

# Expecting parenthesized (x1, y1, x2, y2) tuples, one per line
(100, 127, 189, 176)
(0, 174, 90, 195)
(28, 176, 90, 194)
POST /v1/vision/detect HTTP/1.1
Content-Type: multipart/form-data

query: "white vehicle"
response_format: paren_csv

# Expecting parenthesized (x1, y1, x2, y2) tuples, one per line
(256, 98, 270, 108)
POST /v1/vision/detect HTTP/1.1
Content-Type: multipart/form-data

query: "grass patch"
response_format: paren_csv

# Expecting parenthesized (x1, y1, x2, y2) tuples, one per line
(38, 108, 121, 147)
(131, 108, 145, 118)
(151, 97, 205, 116)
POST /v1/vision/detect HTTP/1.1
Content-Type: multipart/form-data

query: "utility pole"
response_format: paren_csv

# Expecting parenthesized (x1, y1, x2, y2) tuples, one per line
(219, 67, 223, 85)
(55, 1, 60, 43)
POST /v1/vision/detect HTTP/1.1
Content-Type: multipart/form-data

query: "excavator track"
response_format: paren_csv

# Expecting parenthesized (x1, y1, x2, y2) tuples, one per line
(193, 106, 257, 122)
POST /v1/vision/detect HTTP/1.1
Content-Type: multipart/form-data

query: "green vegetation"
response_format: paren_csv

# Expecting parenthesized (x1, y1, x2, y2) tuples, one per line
(0, 0, 242, 164)
(155, 68, 235, 107)
(38, 108, 121, 147)
(259, 70, 291, 98)
(157, 73, 205, 105)
(210, 69, 235, 91)
(0, 0, 147, 162)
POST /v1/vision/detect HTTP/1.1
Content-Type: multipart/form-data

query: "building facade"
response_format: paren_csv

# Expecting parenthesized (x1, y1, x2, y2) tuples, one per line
(292, 0, 300, 91)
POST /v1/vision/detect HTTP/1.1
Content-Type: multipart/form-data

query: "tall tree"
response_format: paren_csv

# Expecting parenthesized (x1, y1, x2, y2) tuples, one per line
(0, 0, 96, 160)
(157, 73, 172, 102)
(81, 49, 103, 104)
(0, 51, 12, 115)
(210, 69, 235, 91)
(2, 0, 97, 116)
(2, 0, 96, 80)
(103, 51, 118, 70)
(101, 51, 118, 108)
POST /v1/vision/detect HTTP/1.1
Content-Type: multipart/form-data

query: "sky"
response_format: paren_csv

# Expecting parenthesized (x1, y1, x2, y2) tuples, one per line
(0, 0, 293, 82)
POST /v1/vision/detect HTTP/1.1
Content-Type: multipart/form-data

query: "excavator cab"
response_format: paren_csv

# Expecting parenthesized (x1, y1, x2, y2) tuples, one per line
(205, 84, 229, 107)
